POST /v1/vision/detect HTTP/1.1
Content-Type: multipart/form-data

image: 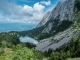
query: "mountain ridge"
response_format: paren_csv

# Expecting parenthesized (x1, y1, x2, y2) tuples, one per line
(25, 0, 79, 39)
(20, 0, 80, 51)
(37, 0, 76, 28)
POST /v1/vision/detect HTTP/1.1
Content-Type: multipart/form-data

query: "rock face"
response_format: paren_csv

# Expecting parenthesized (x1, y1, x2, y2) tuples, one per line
(26, 0, 80, 51)
(35, 0, 80, 51)
(49, 0, 75, 21)
(37, 11, 51, 28)
(37, 0, 76, 28)
(36, 0, 78, 33)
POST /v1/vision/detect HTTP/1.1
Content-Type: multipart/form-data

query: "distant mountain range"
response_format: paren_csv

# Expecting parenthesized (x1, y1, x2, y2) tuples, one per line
(0, 23, 36, 32)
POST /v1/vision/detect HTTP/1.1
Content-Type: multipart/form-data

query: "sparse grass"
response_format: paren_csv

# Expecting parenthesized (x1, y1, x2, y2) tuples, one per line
(78, 28, 80, 31)
(67, 58, 80, 60)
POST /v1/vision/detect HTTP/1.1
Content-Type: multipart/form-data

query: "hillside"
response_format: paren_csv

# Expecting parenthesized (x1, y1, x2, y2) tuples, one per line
(0, 0, 80, 60)
(22, 0, 80, 40)
(36, 20, 80, 51)
(19, 0, 80, 51)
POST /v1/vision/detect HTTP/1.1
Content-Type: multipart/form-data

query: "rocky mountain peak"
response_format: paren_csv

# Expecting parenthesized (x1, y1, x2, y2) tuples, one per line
(35, 0, 80, 34)
(27, 0, 80, 40)
(37, 0, 76, 28)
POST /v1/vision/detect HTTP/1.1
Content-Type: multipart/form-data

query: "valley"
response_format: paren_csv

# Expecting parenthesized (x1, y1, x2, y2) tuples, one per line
(0, 0, 80, 60)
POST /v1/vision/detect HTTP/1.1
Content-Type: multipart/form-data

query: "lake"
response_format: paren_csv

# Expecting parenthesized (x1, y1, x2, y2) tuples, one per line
(19, 36, 38, 44)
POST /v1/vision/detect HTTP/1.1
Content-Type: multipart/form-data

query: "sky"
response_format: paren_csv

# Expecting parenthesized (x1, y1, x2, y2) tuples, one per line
(0, 0, 59, 25)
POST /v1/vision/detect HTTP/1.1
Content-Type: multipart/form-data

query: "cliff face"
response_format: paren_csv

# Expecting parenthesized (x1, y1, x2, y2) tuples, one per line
(37, 0, 76, 28)
(36, 11, 51, 28)
(36, 0, 77, 33)
(49, 0, 75, 21)
(26, 0, 80, 37)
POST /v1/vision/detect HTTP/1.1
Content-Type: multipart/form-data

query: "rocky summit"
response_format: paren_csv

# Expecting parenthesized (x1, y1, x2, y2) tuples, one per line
(37, 0, 76, 28)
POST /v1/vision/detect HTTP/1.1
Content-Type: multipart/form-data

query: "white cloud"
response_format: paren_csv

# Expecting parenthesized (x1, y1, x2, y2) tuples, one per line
(0, 0, 45, 24)
(40, 0, 51, 6)
(33, 2, 45, 12)
(23, 5, 33, 13)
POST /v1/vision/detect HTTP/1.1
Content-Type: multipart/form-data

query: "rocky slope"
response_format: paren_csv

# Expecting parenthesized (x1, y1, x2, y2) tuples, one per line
(35, 0, 80, 51)
(25, 0, 80, 51)
(36, 25, 80, 52)
(37, 0, 76, 28)
(26, 0, 79, 35)
(37, 0, 78, 34)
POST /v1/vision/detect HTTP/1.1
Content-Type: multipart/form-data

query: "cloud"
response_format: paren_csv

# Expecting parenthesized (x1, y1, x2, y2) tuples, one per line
(40, 0, 51, 6)
(33, 2, 45, 12)
(0, 0, 45, 24)
(0, 0, 33, 17)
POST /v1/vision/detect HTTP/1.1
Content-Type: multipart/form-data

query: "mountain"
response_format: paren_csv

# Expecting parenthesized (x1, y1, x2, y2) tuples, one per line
(36, 11, 51, 28)
(22, 0, 80, 51)
(26, 0, 79, 38)
(36, 25, 80, 51)
(0, 23, 36, 32)
(35, 0, 80, 51)
(37, 0, 75, 28)
(36, 0, 77, 33)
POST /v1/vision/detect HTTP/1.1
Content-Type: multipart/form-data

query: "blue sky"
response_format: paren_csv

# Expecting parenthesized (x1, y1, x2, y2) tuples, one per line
(0, 0, 59, 25)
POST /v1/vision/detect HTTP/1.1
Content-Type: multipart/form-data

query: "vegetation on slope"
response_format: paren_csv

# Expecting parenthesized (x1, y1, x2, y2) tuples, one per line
(0, 1, 80, 60)
(0, 18, 80, 60)
(20, 19, 73, 41)
(36, 20, 72, 40)
(0, 32, 45, 60)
